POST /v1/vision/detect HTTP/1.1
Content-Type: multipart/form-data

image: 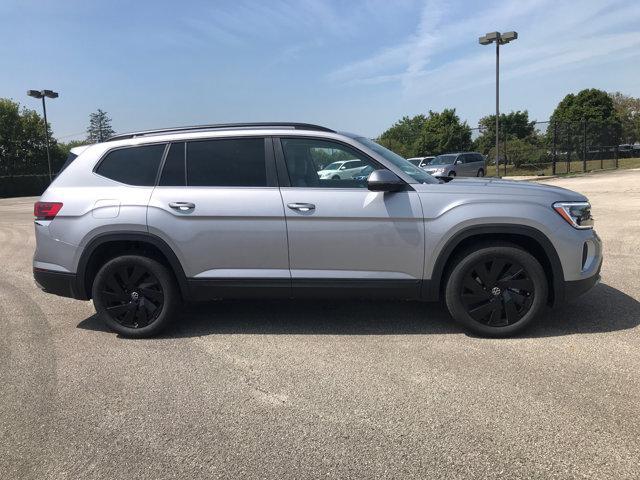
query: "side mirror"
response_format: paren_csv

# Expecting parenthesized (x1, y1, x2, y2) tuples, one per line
(367, 170, 405, 192)
(455, 159, 462, 165)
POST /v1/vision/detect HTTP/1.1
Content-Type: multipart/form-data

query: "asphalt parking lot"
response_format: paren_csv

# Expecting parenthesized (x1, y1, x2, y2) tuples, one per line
(1, 169, 639, 479)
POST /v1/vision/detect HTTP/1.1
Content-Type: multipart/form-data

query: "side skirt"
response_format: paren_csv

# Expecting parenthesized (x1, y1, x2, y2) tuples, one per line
(186, 278, 425, 301)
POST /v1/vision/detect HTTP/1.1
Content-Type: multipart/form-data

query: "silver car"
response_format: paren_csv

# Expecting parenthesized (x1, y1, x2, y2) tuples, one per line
(33, 123, 602, 338)
(424, 152, 486, 177)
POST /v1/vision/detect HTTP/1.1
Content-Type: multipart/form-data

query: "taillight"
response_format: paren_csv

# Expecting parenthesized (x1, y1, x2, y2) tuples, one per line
(34, 202, 63, 220)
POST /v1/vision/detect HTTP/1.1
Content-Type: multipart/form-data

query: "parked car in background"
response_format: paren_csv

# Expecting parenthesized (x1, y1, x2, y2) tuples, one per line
(408, 156, 434, 169)
(423, 152, 486, 177)
(353, 164, 375, 182)
(317, 159, 367, 179)
(33, 123, 601, 339)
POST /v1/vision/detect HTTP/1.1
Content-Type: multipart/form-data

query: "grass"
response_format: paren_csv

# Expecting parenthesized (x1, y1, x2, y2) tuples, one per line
(490, 157, 640, 178)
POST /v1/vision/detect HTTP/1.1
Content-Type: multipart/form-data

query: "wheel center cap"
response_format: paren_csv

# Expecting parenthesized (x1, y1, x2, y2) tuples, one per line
(491, 286, 502, 296)
(130, 291, 139, 301)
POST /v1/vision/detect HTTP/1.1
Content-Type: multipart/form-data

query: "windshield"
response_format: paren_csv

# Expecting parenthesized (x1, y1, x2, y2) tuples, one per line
(353, 137, 439, 184)
(430, 154, 457, 165)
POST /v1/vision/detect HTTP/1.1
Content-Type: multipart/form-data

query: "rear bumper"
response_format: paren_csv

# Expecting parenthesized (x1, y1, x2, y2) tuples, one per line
(33, 268, 86, 300)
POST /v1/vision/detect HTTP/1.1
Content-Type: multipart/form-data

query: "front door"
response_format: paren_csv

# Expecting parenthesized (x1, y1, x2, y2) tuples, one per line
(276, 137, 425, 298)
(147, 137, 290, 298)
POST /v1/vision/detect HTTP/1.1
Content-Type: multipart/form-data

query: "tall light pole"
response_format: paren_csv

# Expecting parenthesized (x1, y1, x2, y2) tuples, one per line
(479, 31, 517, 177)
(27, 89, 59, 182)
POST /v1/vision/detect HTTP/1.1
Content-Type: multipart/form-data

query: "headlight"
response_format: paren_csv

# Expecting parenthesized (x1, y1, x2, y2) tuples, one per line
(553, 202, 594, 229)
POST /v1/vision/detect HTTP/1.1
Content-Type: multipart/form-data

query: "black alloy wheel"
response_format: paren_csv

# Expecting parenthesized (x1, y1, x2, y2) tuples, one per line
(100, 264, 164, 329)
(445, 244, 547, 337)
(93, 255, 179, 337)
(460, 257, 534, 327)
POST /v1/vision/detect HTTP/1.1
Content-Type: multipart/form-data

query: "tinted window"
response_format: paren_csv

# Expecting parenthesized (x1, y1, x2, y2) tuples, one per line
(281, 138, 379, 189)
(186, 138, 266, 187)
(159, 142, 186, 186)
(96, 144, 165, 186)
(58, 152, 78, 174)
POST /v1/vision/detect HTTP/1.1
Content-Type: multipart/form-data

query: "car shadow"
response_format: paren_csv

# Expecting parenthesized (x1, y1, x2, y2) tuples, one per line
(77, 283, 639, 339)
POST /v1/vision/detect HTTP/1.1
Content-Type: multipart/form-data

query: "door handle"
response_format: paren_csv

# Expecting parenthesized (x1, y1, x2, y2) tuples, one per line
(287, 203, 315, 212)
(169, 201, 195, 211)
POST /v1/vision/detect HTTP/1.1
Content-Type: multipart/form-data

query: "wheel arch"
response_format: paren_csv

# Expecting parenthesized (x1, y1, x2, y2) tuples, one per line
(424, 224, 564, 305)
(75, 232, 189, 301)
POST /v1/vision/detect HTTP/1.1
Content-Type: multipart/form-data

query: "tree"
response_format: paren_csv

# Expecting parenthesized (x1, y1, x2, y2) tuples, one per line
(548, 88, 621, 151)
(609, 91, 640, 144)
(0, 98, 64, 176)
(551, 88, 618, 124)
(378, 115, 427, 158)
(414, 109, 472, 155)
(86, 109, 115, 143)
(473, 110, 536, 155)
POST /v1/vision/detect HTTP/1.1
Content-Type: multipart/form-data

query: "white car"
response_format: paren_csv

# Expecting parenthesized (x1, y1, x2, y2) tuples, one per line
(317, 159, 367, 179)
(408, 156, 434, 169)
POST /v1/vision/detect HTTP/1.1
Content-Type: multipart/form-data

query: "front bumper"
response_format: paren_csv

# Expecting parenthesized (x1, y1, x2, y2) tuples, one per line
(562, 258, 602, 302)
(33, 268, 85, 300)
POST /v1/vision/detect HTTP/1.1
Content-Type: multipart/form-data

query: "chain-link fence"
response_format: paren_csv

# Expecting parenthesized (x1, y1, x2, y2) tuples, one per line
(470, 119, 640, 177)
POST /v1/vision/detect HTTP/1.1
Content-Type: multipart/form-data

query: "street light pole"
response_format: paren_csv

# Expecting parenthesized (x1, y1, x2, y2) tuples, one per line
(27, 89, 59, 182)
(495, 38, 499, 177)
(40, 96, 52, 182)
(479, 31, 517, 177)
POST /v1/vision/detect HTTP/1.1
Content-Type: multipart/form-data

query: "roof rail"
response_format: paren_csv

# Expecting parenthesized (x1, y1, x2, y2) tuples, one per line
(107, 122, 335, 141)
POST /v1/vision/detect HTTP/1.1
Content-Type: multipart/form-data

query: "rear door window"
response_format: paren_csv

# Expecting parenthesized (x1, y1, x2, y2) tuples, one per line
(186, 138, 266, 187)
(95, 144, 166, 186)
(159, 142, 186, 186)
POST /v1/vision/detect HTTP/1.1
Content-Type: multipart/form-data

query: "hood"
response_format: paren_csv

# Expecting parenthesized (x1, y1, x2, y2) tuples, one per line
(413, 177, 587, 202)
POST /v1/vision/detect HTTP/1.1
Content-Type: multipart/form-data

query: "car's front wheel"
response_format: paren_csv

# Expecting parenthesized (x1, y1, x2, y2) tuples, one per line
(92, 255, 179, 338)
(448, 171, 457, 177)
(445, 244, 547, 337)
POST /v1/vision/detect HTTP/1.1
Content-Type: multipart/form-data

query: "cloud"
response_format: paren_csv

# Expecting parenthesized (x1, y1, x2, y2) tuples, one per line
(326, 0, 640, 96)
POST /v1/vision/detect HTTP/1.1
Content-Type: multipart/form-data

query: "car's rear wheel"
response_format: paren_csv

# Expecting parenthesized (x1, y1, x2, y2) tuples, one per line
(445, 244, 547, 337)
(92, 255, 179, 338)
(477, 168, 485, 177)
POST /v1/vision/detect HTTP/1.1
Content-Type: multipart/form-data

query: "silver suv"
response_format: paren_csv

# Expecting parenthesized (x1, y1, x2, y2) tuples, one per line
(33, 123, 602, 338)
(424, 152, 486, 177)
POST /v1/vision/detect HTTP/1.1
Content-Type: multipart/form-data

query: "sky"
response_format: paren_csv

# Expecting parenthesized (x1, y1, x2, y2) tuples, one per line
(1, 0, 639, 141)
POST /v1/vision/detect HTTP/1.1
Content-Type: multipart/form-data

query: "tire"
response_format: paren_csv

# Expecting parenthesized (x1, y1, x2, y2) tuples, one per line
(331, 175, 340, 180)
(477, 169, 485, 177)
(444, 244, 547, 337)
(92, 255, 179, 338)
(448, 171, 456, 177)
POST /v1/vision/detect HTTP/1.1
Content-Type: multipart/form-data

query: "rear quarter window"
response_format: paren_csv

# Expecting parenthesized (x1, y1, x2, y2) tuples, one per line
(95, 144, 166, 186)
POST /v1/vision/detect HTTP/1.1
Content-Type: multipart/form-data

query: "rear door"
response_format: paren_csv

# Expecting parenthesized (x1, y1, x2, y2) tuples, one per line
(147, 137, 290, 297)
(275, 137, 424, 298)
(459, 154, 472, 176)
